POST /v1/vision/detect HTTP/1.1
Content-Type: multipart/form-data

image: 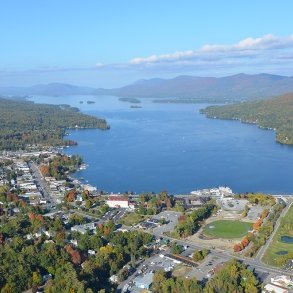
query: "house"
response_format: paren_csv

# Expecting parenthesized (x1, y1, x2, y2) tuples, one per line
(106, 196, 129, 208)
(109, 275, 119, 283)
(71, 223, 96, 234)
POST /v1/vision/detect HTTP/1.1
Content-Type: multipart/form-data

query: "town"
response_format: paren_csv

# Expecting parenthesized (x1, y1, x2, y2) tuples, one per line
(0, 149, 292, 293)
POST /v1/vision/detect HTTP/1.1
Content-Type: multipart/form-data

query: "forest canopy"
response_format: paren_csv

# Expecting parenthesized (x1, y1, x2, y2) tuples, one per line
(201, 93, 293, 145)
(0, 98, 109, 150)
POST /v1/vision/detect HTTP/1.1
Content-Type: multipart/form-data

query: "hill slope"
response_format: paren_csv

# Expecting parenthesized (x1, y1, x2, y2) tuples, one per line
(201, 93, 293, 145)
(3, 73, 293, 100)
(94, 73, 293, 100)
(0, 98, 109, 150)
(0, 83, 95, 96)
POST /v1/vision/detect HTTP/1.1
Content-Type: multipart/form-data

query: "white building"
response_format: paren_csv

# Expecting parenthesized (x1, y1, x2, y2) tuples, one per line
(271, 275, 293, 289)
(106, 196, 129, 208)
(263, 284, 288, 293)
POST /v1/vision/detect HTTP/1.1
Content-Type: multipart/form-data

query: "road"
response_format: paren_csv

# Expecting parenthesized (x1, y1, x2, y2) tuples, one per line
(29, 162, 56, 207)
(117, 255, 159, 292)
(125, 223, 292, 277)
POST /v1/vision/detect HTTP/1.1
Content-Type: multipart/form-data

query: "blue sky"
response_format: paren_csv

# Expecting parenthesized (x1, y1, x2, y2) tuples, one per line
(1, 0, 293, 87)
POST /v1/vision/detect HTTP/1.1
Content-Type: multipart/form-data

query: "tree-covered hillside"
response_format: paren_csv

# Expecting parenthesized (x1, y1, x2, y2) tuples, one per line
(0, 98, 109, 150)
(201, 93, 293, 145)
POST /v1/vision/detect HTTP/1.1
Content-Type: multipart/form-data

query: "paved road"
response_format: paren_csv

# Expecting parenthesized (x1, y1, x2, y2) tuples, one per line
(125, 224, 292, 277)
(29, 162, 56, 207)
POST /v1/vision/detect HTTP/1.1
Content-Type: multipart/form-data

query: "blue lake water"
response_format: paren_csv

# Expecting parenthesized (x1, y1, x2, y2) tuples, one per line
(31, 95, 293, 194)
(281, 236, 293, 243)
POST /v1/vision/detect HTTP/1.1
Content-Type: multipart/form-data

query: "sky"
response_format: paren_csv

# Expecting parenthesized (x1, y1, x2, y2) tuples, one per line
(1, 0, 293, 87)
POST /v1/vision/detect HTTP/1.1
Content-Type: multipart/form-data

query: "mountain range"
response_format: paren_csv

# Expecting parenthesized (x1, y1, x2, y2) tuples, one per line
(2, 73, 293, 100)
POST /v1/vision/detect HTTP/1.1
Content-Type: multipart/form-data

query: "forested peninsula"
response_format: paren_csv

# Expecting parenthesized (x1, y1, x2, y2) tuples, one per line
(201, 93, 293, 145)
(0, 98, 109, 150)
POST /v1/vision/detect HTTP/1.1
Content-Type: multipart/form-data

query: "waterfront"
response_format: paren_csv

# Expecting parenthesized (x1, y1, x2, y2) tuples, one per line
(31, 95, 293, 194)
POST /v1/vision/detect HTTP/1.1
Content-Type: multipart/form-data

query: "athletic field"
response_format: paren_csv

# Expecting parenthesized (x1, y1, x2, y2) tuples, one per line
(204, 220, 252, 239)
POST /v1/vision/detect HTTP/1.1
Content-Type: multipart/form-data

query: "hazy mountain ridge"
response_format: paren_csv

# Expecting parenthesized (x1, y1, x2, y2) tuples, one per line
(0, 82, 95, 96)
(2, 73, 293, 99)
(101, 73, 293, 99)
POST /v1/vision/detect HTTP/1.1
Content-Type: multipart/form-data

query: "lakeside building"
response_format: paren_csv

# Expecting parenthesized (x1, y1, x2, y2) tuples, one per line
(191, 186, 233, 198)
(106, 196, 129, 208)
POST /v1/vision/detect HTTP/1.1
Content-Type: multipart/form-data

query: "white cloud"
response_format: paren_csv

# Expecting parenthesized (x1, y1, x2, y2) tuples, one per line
(130, 34, 293, 65)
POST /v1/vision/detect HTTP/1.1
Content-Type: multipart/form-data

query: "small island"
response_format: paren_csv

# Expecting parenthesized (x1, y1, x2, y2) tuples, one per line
(119, 97, 141, 104)
(86, 100, 95, 104)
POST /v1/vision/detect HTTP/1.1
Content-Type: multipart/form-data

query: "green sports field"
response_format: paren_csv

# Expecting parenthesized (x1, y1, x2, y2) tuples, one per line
(204, 220, 252, 239)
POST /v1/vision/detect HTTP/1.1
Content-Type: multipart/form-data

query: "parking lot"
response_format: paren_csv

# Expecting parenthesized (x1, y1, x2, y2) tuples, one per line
(221, 198, 248, 213)
(101, 207, 127, 222)
(152, 211, 181, 236)
(246, 205, 263, 221)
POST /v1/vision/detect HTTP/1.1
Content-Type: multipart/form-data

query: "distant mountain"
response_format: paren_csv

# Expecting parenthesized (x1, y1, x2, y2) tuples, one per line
(94, 73, 293, 100)
(0, 83, 95, 96)
(2, 73, 293, 100)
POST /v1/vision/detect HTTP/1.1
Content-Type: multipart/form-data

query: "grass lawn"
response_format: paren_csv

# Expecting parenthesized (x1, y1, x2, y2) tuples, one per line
(204, 220, 252, 239)
(262, 204, 293, 267)
(119, 212, 145, 226)
(172, 264, 192, 278)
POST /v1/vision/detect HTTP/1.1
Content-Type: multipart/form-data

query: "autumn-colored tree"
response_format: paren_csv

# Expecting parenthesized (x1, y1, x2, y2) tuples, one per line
(97, 223, 103, 231)
(6, 192, 17, 202)
(65, 190, 77, 202)
(253, 219, 262, 230)
(0, 233, 4, 245)
(28, 212, 35, 221)
(39, 165, 50, 176)
(260, 209, 269, 219)
(178, 214, 186, 224)
(233, 243, 243, 252)
(65, 245, 81, 265)
(241, 237, 249, 247)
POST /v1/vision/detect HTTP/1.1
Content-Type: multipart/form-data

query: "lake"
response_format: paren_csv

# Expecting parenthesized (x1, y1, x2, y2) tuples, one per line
(30, 95, 293, 194)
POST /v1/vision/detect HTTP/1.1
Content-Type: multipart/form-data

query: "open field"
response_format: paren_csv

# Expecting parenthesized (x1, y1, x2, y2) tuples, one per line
(119, 212, 145, 226)
(172, 264, 192, 278)
(204, 220, 252, 239)
(262, 204, 293, 267)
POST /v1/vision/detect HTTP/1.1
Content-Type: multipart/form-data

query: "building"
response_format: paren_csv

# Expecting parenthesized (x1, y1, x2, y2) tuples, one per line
(106, 196, 129, 208)
(263, 284, 288, 293)
(134, 272, 154, 289)
(71, 223, 96, 234)
(271, 275, 293, 289)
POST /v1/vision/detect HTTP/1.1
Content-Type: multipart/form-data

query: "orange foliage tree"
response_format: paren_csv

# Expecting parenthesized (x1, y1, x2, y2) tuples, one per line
(233, 243, 243, 252)
(65, 245, 81, 264)
(241, 237, 249, 248)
